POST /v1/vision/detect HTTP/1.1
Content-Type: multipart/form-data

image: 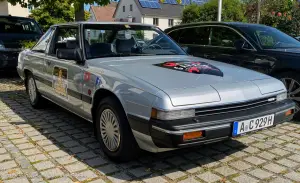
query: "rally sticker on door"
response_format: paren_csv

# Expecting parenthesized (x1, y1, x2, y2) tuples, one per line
(154, 61, 224, 77)
(52, 66, 68, 99)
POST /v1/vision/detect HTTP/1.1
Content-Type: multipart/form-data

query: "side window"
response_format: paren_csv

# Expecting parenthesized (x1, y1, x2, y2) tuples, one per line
(49, 26, 79, 56)
(178, 27, 210, 45)
(32, 28, 54, 53)
(167, 29, 181, 42)
(211, 27, 242, 47)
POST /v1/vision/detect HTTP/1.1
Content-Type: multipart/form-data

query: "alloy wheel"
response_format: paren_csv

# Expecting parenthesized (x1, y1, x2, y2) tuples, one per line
(99, 109, 121, 152)
(28, 77, 37, 103)
(281, 78, 300, 113)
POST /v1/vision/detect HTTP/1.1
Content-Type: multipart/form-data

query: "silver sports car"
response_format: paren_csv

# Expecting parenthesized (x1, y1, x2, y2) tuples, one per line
(17, 22, 295, 161)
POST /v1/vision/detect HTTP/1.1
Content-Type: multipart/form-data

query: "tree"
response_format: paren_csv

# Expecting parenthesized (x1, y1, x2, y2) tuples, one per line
(182, 0, 246, 23)
(29, 0, 74, 31)
(1, 0, 110, 21)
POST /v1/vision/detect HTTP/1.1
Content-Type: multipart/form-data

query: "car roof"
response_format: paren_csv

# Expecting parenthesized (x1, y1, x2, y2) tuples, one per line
(165, 21, 269, 32)
(0, 15, 35, 20)
(51, 21, 154, 27)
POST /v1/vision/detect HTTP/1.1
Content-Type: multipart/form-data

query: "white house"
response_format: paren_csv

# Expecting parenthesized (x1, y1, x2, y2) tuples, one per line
(113, 0, 185, 31)
(0, 0, 30, 17)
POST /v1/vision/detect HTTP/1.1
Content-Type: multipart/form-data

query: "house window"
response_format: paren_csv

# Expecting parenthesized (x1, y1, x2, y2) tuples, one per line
(123, 6, 125, 12)
(130, 4, 133, 11)
(168, 19, 174, 27)
(153, 18, 159, 26)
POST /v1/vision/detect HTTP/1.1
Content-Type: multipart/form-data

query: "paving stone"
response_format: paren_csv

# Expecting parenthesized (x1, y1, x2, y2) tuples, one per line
(269, 177, 293, 183)
(0, 160, 17, 171)
(263, 163, 287, 173)
(97, 164, 120, 175)
(129, 167, 152, 178)
(62, 140, 80, 148)
(33, 161, 55, 171)
(49, 177, 74, 183)
(65, 162, 87, 173)
(0, 147, 7, 154)
(74, 170, 98, 182)
(8, 134, 25, 139)
(237, 137, 256, 144)
(49, 150, 68, 158)
(276, 158, 299, 168)
(76, 151, 97, 160)
(243, 146, 260, 154)
(42, 145, 59, 152)
(88, 179, 106, 183)
(197, 172, 221, 183)
(3, 177, 30, 183)
(228, 150, 248, 158)
(107, 172, 132, 183)
(40, 168, 64, 179)
(55, 155, 77, 165)
(152, 162, 170, 170)
(180, 163, 202, 174)
(258, 151, 277, 160)
(28, 154, 48, 163)
(0, 154, 11, 162)
(269, 148, 290, 156)
(86, 157, 107, 167)
(287, 154, 300, 162)
(251, 142, 272, 150)
(144, 176, 168, 183)
(244, 156, 266, 165)
(16, 143, 35, 150)
(197, 157, 220, 168)
(285, 143, 300, 150)
(69, 145, 88, 153)
(284, 171, 300, 182)
(248, 168, 274, 179)
(166, 156, 186, 166)
(229, 160, 252, 171)
(36, 140, 53, 146)
(214, 166, 237, 176)
(21, 148, 42, 156)
(164, 169, 186, 180)
(233, 174, 258, 183)
(11, 138, 29, 145)
(30, 135, 47, 141)
(0, 168, 23, 180)
(261, 130, 278, 137)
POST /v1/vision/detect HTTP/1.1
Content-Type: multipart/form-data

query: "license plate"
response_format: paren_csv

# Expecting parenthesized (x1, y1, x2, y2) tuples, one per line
(233, 114, 274, 136)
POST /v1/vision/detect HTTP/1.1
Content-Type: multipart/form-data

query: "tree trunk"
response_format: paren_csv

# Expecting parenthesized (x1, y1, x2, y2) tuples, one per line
(75, 2, 85, 21)
(257, 0, 261, 24)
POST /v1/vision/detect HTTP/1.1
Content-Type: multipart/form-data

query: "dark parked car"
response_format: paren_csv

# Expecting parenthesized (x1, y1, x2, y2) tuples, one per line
(0, 15, 42, 71)
(165, 22, 300, 115)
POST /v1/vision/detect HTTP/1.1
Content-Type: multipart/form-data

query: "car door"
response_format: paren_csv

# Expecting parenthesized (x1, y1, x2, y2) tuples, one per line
(26, 28, 55, 94)
(43, 25, 85, 115)
(207, 26, 272, 74)
(168, 26, 211, 58)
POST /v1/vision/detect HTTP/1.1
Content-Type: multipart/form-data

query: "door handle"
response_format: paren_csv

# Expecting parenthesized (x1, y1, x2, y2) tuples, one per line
(204, 54, 215, 59)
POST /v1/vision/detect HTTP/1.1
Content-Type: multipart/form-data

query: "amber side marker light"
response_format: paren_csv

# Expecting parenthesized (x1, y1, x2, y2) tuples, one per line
(285, 109, 294, 116)
(183, 131, 203, 141)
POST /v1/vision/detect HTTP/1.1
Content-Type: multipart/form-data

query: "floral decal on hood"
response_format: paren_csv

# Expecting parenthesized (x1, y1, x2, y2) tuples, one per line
(154, 61, 224, 77)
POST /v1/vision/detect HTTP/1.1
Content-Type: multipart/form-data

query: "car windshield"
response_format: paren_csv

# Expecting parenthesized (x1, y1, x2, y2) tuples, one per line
(0, 17, 42, 34)
(238, 25, 300, 49)
(83, 24, 186, 59)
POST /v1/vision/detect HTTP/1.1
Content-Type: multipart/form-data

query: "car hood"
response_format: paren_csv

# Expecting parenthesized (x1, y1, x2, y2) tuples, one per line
(267, 48, 300, 54)
(89, 55, 285, 106)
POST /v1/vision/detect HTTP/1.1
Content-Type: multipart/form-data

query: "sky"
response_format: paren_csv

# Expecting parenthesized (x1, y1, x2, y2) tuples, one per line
(84, 0, 119, 10)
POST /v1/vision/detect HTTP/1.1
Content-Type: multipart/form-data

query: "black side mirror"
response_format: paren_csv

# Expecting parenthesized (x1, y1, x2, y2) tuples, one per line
(56, 48, 84, 64)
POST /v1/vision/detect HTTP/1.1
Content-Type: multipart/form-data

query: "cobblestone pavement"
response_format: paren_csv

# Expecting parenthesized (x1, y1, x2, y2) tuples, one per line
(0, 77, 300, 183)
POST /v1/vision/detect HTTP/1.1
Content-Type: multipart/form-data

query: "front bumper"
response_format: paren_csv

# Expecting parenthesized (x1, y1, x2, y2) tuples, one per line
(128, 99, 295, 149)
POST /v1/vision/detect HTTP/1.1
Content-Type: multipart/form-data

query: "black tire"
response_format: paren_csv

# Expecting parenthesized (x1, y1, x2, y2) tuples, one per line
(95, 96, 139, 162)
(275, 71, 300, 119)
(26, 73, 44, 109)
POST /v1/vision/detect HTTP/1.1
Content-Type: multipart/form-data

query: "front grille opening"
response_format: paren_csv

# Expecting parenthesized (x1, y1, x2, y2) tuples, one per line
(195, 97, 276, 117)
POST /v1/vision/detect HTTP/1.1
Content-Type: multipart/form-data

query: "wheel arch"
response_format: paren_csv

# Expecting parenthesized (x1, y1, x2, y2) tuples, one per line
(91, 88, 127, 129)
(270, 68, 299, 77)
